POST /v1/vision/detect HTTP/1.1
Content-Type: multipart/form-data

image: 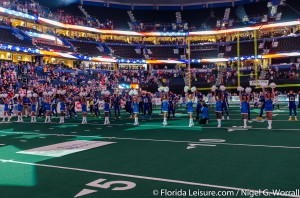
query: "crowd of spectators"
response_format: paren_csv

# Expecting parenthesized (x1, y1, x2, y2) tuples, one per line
(0, 0, 113, 29)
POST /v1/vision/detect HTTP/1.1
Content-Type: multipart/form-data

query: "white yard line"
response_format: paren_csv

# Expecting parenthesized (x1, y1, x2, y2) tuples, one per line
(0, 159, 298, 198)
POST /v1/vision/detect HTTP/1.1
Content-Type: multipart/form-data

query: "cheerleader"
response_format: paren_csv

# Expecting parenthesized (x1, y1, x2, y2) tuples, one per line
(263, 84, 275, 129)
(133, 93, 139, 126)
(17, 97, 23, 122)
(59, 97, 66, 123)
(104, 97, 110, 125)
(214, 92, 223, 128)
(30, 97, 37, 123)
(44, 96, 51, 123)
(239, 88, 250, 129)
(186, 92, 195, 127)
(81, 97, 87, 124)
(161, 94, 169, 126)
(3, 97, 9, 122)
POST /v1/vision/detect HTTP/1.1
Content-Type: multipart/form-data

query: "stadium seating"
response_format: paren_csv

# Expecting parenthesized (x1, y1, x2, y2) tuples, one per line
(69, 40, 109, 56)
(0, 27, 34, 47)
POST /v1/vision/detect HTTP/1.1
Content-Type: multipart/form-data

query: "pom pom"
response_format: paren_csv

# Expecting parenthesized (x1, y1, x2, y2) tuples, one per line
(0, 94, 3, 98)
(260, 82, 268, 88)
(184, 86, 189, 93)
(158, 86, 163, 92)
(245, 87, 252, 93)
(3, 94, 7, 98)
(164, 87, 169, 93)
(61, 90, 66, 95)
(191, 86, 197, 93)
(79, 92, 83, 97)
(20, 93, 25, 98)
(33, 93, 38, 98)
(211, 85, 217, 92)
(57, 90, 62, 95)
(43, 92, 47, 96)
(129, 90, 133, 96)
(269, 82, 276, 89)
(237, 86, 243, 92)
(15, 94, 19, 98)
(220, 85, 226, 91)
(27, 93, 32, 98)
(133, 89, 138, 96)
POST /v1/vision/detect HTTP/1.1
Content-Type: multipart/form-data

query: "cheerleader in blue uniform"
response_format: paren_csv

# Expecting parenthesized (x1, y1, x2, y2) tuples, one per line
(239, 91, 250, 129)
(59, 97, 66, 123)
(81, 97, 87, 124)
(263, 86, 275, 129)
(30, 97, 37, 123)
(3, 98, 9, 122)
(133, 94, 139, 126)
(186, 92, 195, 127)
(44, 96, 51, 123)
(214, 92, 223, 128)
(104, 97, 110, 125)
(161, 94, 169, 126)
(17, 97, 23, 122)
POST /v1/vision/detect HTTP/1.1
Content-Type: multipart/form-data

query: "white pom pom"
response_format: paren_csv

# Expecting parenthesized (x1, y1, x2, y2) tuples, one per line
(27, 93, 32, 98)
(57, 90, 62, 94)
(20, 93, 25, 98)
(0, 94, 3, 98)
(220, 85, 226, 91)
(184, 86, 189, 93)
(191, 86, 197, 93)
(79, 92, 83, 97)
(245, 87, 252, 93)
(237, 86, 242, 92)
(33, 93, 38, 98)
(133, 89, 138, 96)
(43, 92, 47, 96)
(105, 91, 110, 96)
(62, 90, 66, 95)
(211, 85, 217, 92)
(158, 86, 163, 92)
(129, 90, 133, 96)
(164, 87, 169, 93)
(269, 82, 276, 89)
(260, 82, 267, 88)
(15, 94, 19, 98)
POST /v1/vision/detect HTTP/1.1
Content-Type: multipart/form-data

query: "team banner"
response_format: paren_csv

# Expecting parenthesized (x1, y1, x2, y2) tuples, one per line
(249, 80, 269, 86)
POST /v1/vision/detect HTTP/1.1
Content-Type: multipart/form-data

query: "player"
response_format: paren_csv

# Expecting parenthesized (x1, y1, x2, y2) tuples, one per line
(167, 92, 175, 119)
(287, 90, 297, 121)
(142, 93, 152, 120)
(196, 91, 203, 120)
(257, 93, 265, 121)
(199, 102, 209, 125)
(221, 90, 230, 120)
